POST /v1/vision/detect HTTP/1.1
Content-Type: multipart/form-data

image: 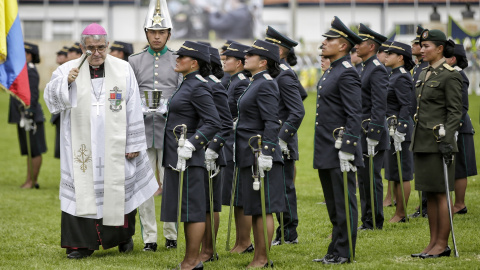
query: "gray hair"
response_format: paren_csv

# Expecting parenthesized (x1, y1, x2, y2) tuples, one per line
(80, 34, 108, 47)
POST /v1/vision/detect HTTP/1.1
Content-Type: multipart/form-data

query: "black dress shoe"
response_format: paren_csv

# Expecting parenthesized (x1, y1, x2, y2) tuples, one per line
(240, 244, 254, 254)
(143, 242, 157, 252)
(411, 252, 426, 258)
(204, 253, 219, 262)
(420, 246, 451, 259)
(193, 262, 204, 269)
(456, 206, 467, 214)
(313, 253, 334, 262)
(67, 249, 94, 259)
(358, 224, 372, 230)
(263, 260, 273, 268)
(118, 238, 134, 253)
(165, 239, 177, 249)
(409, 210, 421, 218)
(323, 255, 349, 265)
(34, 183, 39, 189)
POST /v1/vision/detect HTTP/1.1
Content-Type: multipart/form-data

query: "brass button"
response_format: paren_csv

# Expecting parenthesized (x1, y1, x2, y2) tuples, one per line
(195, 135, 199, 139)
(214, 139, 218, 142)
(319, 86, 322, 89)
(155, 57, 159, 60)
(353, 142, 357, 146)
(291, 133, 294, 136)
(328, 70, 331, 73)
(264, 146, 269, 150)
(404, 124, 407, 128)
(155, 64, 158, 68)
(285, 129, 288, 133)
(272, 148, 275, 152)
(155, 72, 158, 76)
(316, 122, 318, 126)
(418, 94, 421, 98)
(316, 113, 318, 116)
(317, 104, 319, 108)
(370, 128, 374, 132)
(377, 130, 380, 133)
(318, 94, 321, 98)
(417, 106, 419, 109)
(398, 123, 401, 126)
(460, 123, 463, 127)
(323, 78, 326, 81)
(346, 140, 350, 144)
(220, 143, 224, 146)
(200, 141, 204, 145)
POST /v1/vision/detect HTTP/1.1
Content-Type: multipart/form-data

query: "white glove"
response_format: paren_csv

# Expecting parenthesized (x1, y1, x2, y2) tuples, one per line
(366, 137, 379, 156)
(176, 157, 186, 171)
(258, 153, 273, 178)
(279, 138, 288, 155)
(177, 139, 195, 160)
(455, 131, 459, 142)
(205, 148, 219, 171)
(338, 151, 356, 172)
(393, 130, 406, 152)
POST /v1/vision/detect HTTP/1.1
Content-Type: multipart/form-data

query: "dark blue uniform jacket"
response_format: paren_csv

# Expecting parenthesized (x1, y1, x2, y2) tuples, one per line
(386, 66, 414, 141)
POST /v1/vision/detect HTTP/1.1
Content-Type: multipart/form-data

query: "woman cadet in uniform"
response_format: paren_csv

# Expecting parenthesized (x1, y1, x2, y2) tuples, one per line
(236, 39, 285, 268)
(160, 41, 220, 270)
(410, 29, 462, 259)
(383, 41, 415, 223)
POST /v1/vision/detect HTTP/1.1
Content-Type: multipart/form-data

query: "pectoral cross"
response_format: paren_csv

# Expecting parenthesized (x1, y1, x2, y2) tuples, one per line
(96, 157, 104, 176)
(93, 101, 103, 116)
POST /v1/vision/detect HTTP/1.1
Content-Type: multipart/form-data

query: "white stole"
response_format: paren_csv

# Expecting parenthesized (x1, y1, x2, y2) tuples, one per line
(71, 55, 127, 226)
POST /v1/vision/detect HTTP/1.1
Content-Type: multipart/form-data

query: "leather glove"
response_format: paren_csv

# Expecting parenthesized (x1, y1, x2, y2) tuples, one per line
(177, 139, 195, 160)
(338, 151, 356, 172)
(366, 137, 379, 156)
(279, 138, 288, 155)
(258, 153, 273, 178)
(438, 141, 453, 165)
(205, 148, 219, 171)
(393, 130, 406, 152)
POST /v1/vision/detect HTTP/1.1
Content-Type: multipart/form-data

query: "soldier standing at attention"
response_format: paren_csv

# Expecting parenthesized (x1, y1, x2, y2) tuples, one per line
(220, 40, 235, 88)
(355, 24, 388, 230)
(128, 0, 182, 251)
(312, 17, 363, 264)
(264, 26, 305, 246)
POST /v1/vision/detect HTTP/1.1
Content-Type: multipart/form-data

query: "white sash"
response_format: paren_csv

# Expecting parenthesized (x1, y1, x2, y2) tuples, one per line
(71, 55, 127, 226)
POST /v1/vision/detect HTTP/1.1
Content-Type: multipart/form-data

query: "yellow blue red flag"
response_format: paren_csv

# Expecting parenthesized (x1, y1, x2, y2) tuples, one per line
(0, 0, 31, 106)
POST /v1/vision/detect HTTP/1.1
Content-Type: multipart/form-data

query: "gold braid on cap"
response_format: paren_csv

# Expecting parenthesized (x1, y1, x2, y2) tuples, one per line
(252, 45, 268, 51)
(388, 45, 406, 51)
(265, 37, 281, 44)
(181, 45, 198, 51)
(111, 43, 124, 48)
(227, 47, 239, 51)
(329, 28, 348, 38)
(24, 45, 32, 50)
(381, 43, 390, 48)
(359, 33, 375, 40)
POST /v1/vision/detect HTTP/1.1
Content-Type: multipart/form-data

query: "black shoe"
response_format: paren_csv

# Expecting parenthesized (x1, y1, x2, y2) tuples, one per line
(358, 224, 372, 230)
(313, 253, 334, 262)
(456, 206, 467, 214)
(271, 239, 281, 246)
(411, 252, 426, 258)
(204, 253, 219, 262)
(118, 238, 134, 253)
(165, 239, 177, 249)
(241, 244, 254, 254)
(272, 237, 298, 246)
(420, 246, 451, 259)
(263, 260, 273, 268)
(67, 249, 94, 259)
(323, 255, 349, 264)
(143, 242, 157, 252)
(34, 183, 39, 189)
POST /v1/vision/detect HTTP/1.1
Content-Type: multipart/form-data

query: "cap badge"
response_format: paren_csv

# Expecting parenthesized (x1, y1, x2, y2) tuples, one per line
(422, 31, 428, 39)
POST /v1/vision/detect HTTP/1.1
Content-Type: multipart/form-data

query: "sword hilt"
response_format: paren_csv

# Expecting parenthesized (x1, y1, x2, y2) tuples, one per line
(249, 135, 262, 191)
(386, 115, 397, 137)
(433, 124, 445, 142)
(361, 118, 371, 134)
(332, 127, 345, 150)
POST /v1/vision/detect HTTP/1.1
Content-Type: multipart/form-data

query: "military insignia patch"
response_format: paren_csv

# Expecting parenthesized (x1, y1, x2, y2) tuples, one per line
(209, 75, 221, 83)
(280, 63, 289, 71)
(373, 59, 381, 66)
(195, 74, 208, 82)
(400, 67, 407, 74)
(454, 66, 462, 71)
(422, 30, 428, 39)
(342, 61, 352, 68)
(443, 63, 455, 71)
(108, 86, 124, 112)
(263, 73, 273, 80)
(238, 73, 246, 80)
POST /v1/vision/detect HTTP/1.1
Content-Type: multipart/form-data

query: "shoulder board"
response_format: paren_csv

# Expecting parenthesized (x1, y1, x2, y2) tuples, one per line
(209, 75, 221, 83)
(342, 61, 352, 68)
(129, 50, 145, 57)
(238, 73, 246, 80)
(443, 63, 455, 71)
(28, 62, 35, 68)
(400, 67, 407, 74)
(454, 66, 462, 72)
(373, 59, 381, 66)
(263, 73, 273, 81)
(422, 66, 429, 70)
(195, 74, 208, 82)
(279, 63, 289, 71)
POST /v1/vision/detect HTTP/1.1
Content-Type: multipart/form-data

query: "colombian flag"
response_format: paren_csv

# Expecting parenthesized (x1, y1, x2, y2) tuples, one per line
(0, 0, 30, 106)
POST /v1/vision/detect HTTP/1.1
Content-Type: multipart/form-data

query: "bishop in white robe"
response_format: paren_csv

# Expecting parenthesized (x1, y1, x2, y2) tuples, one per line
(44, 23, 157, 258)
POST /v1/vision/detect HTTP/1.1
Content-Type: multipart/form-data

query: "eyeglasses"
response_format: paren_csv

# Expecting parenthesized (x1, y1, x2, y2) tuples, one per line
(86, 45, 107, 53)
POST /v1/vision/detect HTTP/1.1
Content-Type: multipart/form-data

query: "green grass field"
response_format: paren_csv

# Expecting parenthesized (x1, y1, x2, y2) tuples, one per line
(1, 90, 479, 269)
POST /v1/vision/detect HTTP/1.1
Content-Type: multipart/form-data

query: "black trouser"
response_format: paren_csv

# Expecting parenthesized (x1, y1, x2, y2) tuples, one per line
(357, 150, 385, 229)
(318, 168, 358, 258)
(275, 159, 298, 241)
